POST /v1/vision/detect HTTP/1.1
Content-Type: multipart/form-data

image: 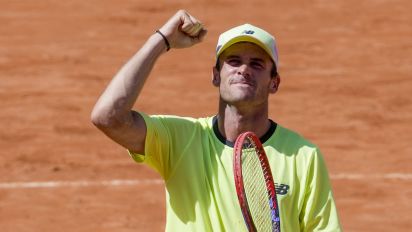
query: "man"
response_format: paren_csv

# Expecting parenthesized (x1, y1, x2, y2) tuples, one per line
(91, 10, 342, 231)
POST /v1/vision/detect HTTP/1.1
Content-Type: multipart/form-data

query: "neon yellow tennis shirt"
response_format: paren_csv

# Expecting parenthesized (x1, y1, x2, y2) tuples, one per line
(129, 113, 342, 231)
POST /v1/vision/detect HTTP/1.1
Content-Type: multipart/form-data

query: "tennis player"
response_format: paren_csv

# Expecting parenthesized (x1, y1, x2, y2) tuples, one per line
(91, 10, 342, 231)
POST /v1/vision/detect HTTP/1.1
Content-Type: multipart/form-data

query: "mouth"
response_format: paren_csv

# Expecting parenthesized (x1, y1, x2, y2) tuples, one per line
(230, 79, 255, 87)
(233, 83, 254, 88)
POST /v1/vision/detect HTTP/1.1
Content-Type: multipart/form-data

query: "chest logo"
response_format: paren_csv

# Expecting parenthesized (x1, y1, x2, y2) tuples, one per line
(275, 183, 290, 195)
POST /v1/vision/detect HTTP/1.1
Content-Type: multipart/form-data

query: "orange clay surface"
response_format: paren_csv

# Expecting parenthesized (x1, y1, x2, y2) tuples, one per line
(1, 0, 411, 231)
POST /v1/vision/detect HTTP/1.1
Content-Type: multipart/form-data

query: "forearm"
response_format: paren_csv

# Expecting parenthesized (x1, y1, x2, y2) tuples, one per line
(91, 10, 206, 152)
(91, 33, 167, 126)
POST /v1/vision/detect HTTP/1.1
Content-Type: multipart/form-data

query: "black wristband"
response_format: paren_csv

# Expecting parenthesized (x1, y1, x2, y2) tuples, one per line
(155, 30, 170, 51)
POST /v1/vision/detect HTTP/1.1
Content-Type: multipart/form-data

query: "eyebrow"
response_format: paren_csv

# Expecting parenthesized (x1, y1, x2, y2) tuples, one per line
(225, 55, 266, 63)
(250, 58, 265, 63)
(225, 55, 240, 60)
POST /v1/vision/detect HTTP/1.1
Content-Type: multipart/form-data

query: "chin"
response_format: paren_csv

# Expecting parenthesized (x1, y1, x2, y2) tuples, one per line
(220, 88, 259, 102)
(222, 95, 255, 104)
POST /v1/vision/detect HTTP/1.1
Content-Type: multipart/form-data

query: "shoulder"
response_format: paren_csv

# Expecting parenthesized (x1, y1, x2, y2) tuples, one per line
(268, 123, 326, 168)
(141, 113, 214, 131)
(274, 124, 318, 151)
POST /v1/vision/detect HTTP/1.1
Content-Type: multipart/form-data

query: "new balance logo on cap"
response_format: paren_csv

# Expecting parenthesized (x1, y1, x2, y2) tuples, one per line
(216, 23, 279, 69)
(242, 30, 255, 35)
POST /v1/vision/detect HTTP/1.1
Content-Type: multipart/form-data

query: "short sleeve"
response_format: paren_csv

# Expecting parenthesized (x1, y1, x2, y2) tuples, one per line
(299, 149, 342, 231)
(128, 112, 171, 179)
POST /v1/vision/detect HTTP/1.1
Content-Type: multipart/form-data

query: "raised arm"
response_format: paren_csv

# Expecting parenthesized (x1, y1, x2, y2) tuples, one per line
(91, 10, 207, 154)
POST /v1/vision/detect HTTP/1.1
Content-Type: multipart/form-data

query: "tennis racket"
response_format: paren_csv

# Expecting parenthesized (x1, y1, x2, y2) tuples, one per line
(233, 131, 281, 232)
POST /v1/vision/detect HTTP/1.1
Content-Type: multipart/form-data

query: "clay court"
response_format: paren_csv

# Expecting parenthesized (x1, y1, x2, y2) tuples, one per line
(1, 0, 411, 231)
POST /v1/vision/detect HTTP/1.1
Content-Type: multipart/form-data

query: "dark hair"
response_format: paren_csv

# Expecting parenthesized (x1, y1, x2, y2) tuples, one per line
(215, 58, 278, 77)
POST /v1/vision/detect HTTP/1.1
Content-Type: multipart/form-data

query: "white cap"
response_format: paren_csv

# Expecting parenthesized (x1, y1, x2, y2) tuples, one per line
(216, 24, 279, 68)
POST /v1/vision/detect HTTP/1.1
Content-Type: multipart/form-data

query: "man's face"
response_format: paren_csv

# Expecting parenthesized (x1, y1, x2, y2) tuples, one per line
(213, 42, 279, 107)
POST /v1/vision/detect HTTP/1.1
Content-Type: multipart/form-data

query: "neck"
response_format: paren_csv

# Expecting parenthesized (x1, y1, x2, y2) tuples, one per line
(217, 101, 270, 142)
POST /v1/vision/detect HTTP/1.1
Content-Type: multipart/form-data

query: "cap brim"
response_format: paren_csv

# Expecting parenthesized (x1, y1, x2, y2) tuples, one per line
(216, 35, 275, 64)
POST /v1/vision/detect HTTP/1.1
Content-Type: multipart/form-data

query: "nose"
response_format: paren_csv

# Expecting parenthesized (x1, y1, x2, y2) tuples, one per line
(237, 63, 251, 77)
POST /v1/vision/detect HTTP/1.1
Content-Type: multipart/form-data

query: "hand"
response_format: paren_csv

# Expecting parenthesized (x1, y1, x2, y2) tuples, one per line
(158, 10, 207, 49)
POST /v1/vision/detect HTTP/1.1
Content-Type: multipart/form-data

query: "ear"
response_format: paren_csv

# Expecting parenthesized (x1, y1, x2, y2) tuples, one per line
(269, 74, 280, 94)
(212, 66, 220, 87)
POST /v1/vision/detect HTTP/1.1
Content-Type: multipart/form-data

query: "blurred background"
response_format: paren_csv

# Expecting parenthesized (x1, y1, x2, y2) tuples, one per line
(1, 0, 411, 231)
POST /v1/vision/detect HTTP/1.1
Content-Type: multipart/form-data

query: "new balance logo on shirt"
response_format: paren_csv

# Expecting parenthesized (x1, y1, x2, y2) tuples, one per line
(275, 183, 290, 195)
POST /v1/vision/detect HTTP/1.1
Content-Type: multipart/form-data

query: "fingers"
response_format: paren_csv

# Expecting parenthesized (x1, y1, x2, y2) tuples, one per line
(192, 28, 208, 43)
(180, 11, 204, 37)
(159, 10, 207, 49)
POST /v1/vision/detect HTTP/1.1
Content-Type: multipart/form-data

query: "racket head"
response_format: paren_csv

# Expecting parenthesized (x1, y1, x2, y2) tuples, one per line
(233, 131, 280, 232)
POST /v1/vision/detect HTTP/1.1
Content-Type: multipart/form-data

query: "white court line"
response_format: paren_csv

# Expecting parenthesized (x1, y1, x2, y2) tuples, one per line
(0, 179, 163, 189)
(0, 173, 411, 189)
(330, 173, 412, 180)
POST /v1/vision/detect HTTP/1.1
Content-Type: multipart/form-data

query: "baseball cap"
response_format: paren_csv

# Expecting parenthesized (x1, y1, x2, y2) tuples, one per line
(216, 24, 279, 68)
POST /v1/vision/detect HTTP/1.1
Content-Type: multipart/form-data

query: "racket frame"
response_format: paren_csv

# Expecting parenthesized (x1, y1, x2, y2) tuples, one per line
(233, 131, 280, 232)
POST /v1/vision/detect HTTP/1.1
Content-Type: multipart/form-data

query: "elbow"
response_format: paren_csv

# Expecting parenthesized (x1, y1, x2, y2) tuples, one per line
(90, 107, 107, 129)
(90, 106, 123, 130)
(90, 108, 103, 128)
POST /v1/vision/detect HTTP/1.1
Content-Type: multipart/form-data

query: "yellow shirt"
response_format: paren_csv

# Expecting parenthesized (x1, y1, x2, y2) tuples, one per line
(129, 113, 342, 231)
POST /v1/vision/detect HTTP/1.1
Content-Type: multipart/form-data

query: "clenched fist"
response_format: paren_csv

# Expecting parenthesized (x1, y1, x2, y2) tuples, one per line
(157, 10, 207, 49)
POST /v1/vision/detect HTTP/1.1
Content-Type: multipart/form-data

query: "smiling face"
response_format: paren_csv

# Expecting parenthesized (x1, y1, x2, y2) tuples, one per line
(213, 42, 280, 108)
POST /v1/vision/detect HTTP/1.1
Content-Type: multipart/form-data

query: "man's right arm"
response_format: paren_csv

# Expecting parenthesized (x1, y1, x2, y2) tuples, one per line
(91, 10, 207, 154)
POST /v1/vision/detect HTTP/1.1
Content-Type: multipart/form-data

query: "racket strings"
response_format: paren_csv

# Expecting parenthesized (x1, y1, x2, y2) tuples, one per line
(241, 138, 273, 232)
